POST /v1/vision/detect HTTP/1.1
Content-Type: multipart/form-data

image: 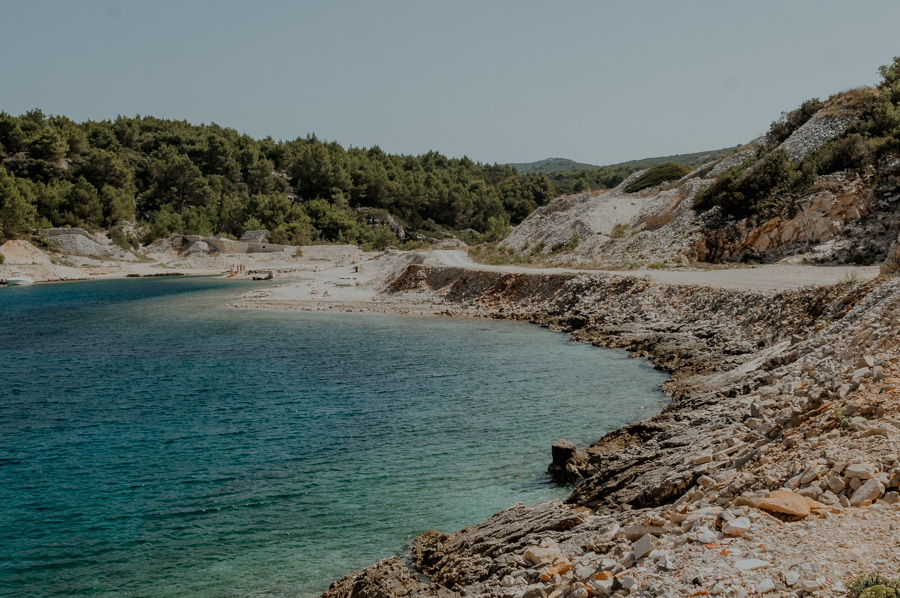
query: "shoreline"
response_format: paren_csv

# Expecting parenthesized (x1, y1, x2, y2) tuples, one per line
(232, 259, 900, 597)
(6, 237, 899, 595)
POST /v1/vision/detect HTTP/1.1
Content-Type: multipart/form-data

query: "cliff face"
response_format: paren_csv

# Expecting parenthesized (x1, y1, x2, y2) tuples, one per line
(321, 265, 900, 598)
(695, 154, 900, 264)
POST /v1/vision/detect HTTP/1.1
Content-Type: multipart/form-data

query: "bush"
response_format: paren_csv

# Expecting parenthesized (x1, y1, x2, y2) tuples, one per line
(108, 225, 132, 250)
(860, 586, 898, 598)
(805, 133, 874, 175)
(0, 251, 4, 264)
(625, 163, 691, 193)
(848, 572, 900, 597)
(696, 149, 797, 217)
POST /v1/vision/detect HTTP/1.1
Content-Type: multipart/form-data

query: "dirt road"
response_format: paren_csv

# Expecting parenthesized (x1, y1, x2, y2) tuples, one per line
(424, 250, 880, 290)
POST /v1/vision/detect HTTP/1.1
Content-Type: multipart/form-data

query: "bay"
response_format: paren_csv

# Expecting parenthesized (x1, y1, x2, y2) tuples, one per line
(0, 278, 668, 597)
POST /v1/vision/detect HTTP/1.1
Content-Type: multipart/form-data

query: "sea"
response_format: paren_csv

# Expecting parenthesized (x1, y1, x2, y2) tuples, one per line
(0, 277, 669, 597)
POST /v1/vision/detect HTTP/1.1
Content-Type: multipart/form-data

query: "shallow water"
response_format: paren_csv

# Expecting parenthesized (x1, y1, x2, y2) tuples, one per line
(0, 278, 668, 597)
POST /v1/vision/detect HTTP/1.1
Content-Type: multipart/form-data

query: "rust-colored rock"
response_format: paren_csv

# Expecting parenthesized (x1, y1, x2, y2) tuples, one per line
(757, 490, 822, 518)
(539, 559, 574, 581)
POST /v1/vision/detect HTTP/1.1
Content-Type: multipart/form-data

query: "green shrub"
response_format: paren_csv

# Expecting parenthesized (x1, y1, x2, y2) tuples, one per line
(848, 572, 900, 597)
(860, 586, 898, 598)
(696, 149, 797, 217)
(625, 163, 691, 193)
(108, 225, 132, 251)
(0, 251, 4, 264)
(834, 407, 850, 429)
(805, 133, 874, 175)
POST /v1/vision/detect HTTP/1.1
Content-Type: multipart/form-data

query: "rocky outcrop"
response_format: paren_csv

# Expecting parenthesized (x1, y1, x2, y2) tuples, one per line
(321, 557, 420, 598)
(322, 264, 900, 598)
(695, 153, 900, 264)
(882, 232, 900, 275)
(693, 171, 877, 262)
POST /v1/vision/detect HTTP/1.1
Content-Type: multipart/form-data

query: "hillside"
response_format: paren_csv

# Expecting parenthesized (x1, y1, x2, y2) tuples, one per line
(510, 147, 738, 194)
(507, 157, 599, 174)
(0, 114, 555, 249)
(509, 148, 738, 176)
(499, 57, 900, 271)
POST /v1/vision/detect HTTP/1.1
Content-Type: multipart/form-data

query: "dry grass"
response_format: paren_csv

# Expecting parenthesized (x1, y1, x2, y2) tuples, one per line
(823, 87, 877, 116)
(609, 223, 628, 239)
(639, 213, 675, 231)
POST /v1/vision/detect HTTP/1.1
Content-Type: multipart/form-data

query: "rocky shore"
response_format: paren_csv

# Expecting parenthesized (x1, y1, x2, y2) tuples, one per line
(313, 264, 900, 598)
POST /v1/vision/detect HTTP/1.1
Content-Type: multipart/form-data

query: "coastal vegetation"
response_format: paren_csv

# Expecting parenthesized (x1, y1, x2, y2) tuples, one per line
(526, 146, 735, 194)
(0, 113, 555, 247)
(623, 162, 691, 193)
(696, 57, 900, 218)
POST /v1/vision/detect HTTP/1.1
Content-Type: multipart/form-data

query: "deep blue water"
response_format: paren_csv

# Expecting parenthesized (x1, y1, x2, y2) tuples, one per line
(0, 278, 668, 597)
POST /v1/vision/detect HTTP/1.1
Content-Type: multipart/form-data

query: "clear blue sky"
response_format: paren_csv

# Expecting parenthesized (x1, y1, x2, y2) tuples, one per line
(2, 0, 898, 166)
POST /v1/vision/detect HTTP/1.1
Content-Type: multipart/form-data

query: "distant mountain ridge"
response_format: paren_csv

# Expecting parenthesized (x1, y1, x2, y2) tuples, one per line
(509, 146, 739, 174)
(506, 158, 599, 174)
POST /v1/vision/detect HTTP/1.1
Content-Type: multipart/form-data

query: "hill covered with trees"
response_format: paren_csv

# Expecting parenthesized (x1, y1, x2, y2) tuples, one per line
(0, 113, 555, 247)
(506, 157, 600, 174)
(508, 147, 737, 194)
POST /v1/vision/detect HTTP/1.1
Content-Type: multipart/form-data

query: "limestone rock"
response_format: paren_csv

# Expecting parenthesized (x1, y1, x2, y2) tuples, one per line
(538, 560, 573, 582)
(850, 478, 886, 507)
(857, 355, 876, 369)
(722, 516, 751, 536)
(846, 463, 876, 479)
(881, 231, 900, 275)
(735, 559, 771, 571)
(756, 578, 776, 593)
(319, 557, 419, 598)
(524, 544, 563, 567)
(757, 490, 812, 518)
(633, 533, 655, 561)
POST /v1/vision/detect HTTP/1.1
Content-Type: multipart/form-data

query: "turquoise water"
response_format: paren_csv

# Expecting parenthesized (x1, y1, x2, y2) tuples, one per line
(0, 278, 668, 598)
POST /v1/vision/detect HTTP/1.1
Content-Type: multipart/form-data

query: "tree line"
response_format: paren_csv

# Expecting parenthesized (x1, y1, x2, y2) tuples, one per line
(0, 112, 555, 247)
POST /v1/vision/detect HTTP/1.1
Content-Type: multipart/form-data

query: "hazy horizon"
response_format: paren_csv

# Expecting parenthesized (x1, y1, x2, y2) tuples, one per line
(2, 0, 899, 165)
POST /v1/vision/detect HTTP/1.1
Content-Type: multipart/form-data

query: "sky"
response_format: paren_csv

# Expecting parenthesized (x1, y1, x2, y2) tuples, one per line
(1, 0, 899, 166)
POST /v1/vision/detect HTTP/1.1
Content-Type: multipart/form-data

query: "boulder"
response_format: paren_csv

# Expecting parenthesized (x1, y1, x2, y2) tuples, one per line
(845, 463, 876, 479)
(549, 439, 581, 481)
(722, 516, 751, 536)
(524, 544, 563, 566)
(857, 355, 876, 369)
(850, 478, 886, 507)
(757, 490, 816, 518)
(735, 559, 771, 571)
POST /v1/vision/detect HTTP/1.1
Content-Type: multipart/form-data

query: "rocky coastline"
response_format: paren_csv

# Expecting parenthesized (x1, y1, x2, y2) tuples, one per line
(317, 263, 900, 598)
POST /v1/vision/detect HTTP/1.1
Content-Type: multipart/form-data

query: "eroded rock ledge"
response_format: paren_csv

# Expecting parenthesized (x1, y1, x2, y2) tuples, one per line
(322, 265, 900, 598)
